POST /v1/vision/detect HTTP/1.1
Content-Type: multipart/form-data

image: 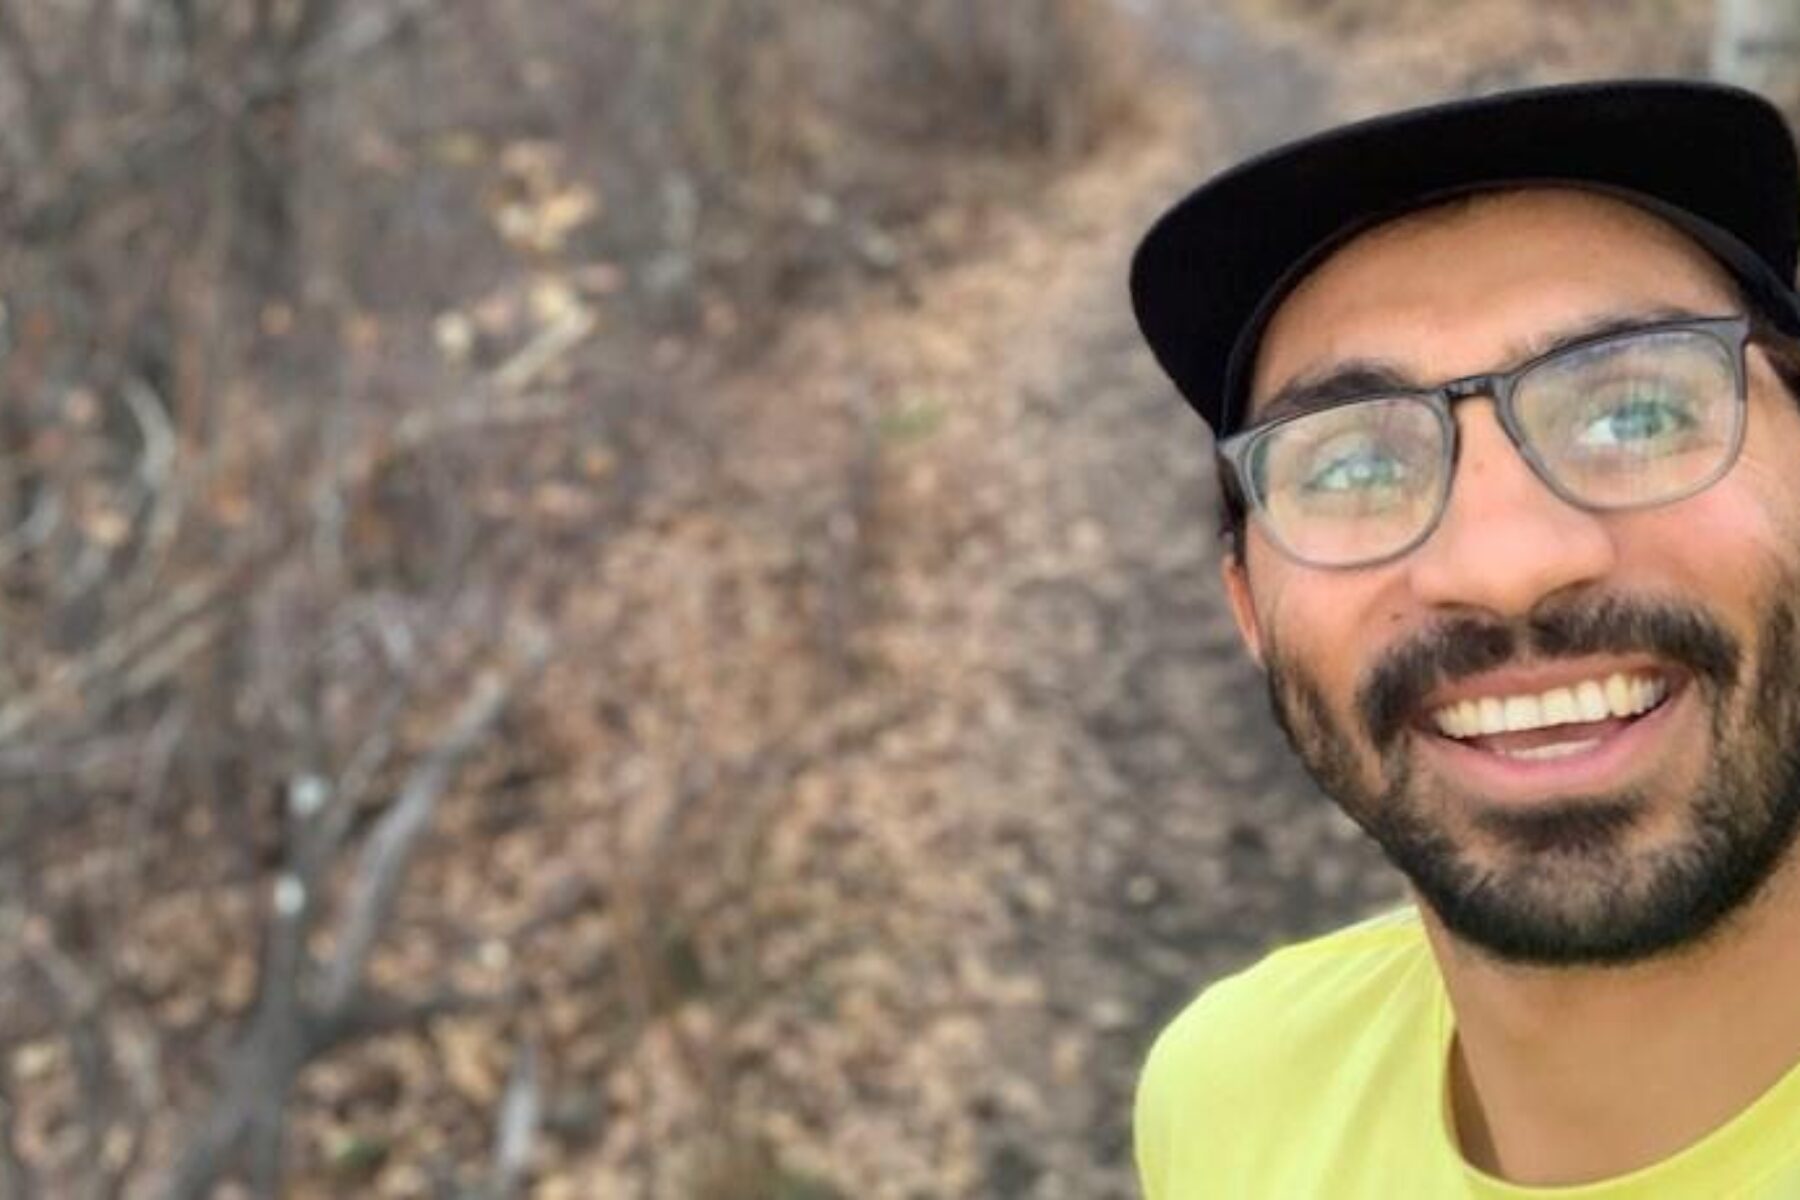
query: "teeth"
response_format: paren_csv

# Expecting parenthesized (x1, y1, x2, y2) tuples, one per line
(1576, 680, 1609, 722)
(1478, 696, 1504, 735)
(1430, 672, 1668, 739)
(1541, 687, 1576, 725)
(1502, 695, 1540, 731)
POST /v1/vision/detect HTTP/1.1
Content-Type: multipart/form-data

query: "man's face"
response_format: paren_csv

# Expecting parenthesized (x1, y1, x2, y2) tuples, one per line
(1225, 189, 1800, 966)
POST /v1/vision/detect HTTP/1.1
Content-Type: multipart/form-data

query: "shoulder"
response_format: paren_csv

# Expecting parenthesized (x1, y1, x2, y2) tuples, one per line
(1134, 907, 1441, 1194)
(1145, 905, 1432, 1074)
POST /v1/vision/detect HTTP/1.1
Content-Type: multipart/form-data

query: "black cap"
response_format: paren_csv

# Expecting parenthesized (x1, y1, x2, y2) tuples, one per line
(1130, 80, 1800, 437)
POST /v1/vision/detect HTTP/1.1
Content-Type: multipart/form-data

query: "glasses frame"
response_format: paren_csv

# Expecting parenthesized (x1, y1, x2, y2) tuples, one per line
(1215, 314, 1754, 570)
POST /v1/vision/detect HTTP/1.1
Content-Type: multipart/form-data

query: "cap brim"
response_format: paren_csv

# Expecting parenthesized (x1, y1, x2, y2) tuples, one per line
(1130, 80, 1800, 436)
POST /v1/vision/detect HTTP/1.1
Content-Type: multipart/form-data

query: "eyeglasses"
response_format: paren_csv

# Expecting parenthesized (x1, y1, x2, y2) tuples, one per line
(1216, 315, 1753, 569)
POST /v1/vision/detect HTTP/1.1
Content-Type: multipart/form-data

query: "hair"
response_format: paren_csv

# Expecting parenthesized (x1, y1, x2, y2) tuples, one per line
(1215, 441, 1249, 562)
(1212, 301, 1800, 566)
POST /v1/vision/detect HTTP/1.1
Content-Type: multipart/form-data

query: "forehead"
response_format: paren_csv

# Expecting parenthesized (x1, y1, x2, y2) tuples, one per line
(1248, 189, 1744, 413)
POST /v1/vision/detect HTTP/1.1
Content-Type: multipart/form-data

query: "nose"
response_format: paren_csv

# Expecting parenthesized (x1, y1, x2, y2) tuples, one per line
(1405, 404, 1616, 618)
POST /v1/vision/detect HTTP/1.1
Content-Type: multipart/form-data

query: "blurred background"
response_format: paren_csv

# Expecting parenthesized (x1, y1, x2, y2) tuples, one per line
(1, 0, 1792, 1195)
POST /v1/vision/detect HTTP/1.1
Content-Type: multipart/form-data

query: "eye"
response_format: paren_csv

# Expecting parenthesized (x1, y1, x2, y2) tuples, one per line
(1300, 439, 1411, 494)
(1245, 396, 1446, 529)
(1568, 382, 1703, 453)
(1281, 435, 1431, 519)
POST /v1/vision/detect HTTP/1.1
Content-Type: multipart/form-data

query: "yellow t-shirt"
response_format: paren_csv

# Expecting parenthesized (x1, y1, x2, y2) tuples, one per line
(1134, 907, 1800, 1198)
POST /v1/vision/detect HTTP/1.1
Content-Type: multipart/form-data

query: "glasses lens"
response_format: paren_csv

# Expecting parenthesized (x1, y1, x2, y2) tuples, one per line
(1247, 396, 1450, 566)
(1514, 328, 1742, 508)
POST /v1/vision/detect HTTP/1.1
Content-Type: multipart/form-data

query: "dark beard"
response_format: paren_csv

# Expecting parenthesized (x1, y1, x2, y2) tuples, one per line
(1266, 594, 1800, 966)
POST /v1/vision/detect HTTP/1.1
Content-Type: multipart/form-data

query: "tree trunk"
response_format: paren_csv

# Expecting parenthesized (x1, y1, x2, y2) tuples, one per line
(1713, 0, 1800, 121)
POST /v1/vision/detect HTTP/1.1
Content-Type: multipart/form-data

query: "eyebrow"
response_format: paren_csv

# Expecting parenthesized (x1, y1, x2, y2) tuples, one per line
(1250, 305, 1718, 426)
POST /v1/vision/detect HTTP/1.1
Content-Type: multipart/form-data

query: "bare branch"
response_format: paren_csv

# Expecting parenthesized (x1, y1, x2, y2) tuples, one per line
(163, 627, 552, 1197)
(160, 872, 312, 1200)
(320, 660, 525, 1013)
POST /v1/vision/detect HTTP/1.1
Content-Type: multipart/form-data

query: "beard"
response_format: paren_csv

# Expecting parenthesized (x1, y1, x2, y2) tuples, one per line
(1266, 591, 1800, 966)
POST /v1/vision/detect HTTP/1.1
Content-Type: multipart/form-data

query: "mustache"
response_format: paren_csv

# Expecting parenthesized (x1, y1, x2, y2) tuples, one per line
(1358, 595, 1742, 751)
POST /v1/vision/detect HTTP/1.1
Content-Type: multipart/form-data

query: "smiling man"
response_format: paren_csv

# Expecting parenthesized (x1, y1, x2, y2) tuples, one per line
(1129, 82, 1800, 1196)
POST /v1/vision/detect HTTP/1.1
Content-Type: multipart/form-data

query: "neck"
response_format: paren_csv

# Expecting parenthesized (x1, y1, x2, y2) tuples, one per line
(1424, 858, 1800, 1186)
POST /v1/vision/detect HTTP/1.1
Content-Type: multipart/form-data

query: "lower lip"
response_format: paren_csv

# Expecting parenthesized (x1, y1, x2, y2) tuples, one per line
(1418, 685, 1689, 804)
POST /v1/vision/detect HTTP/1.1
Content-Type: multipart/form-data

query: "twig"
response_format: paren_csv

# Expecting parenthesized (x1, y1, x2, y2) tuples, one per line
(115, 615, 218, 701)
(0, 731, 141, 786)
(0, 566, 240, 742)
(21, 916, 130, 1198)
(388, 391, 580, 459)
(98, 1009, 163, 1199)
(313, 984, 510, 1052)
(304, 594, 444, 869)
(126, 700, 190, 876)
(488, 1038, 540, 1200)
(118, 375, 184, 601)
(491, 306, 597, 394)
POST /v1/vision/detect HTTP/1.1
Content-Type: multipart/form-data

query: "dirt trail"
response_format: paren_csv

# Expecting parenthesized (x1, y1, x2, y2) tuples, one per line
(715, 5, 1400, 1194)
(924, 8, 1402, 1193)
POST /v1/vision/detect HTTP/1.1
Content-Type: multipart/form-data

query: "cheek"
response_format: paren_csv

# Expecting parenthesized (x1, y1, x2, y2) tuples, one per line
(1727, 462, 1800, 561)
(1640, 457, 1800, 580)
(1730, 384, 1800, 548)
(1249, 549, 1408, 703)
(1603, 457, 1800, 656)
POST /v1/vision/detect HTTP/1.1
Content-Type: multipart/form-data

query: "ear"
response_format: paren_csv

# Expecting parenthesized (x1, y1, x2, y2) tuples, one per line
(1221, 550, 1266, 670)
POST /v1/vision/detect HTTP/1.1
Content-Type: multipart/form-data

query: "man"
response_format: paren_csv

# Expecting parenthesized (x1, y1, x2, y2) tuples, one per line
(1128, 80, 1800, 1195)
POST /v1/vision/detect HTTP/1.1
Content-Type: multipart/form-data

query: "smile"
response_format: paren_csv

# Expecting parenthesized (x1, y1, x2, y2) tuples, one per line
(1423, 669, 1678, 768)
